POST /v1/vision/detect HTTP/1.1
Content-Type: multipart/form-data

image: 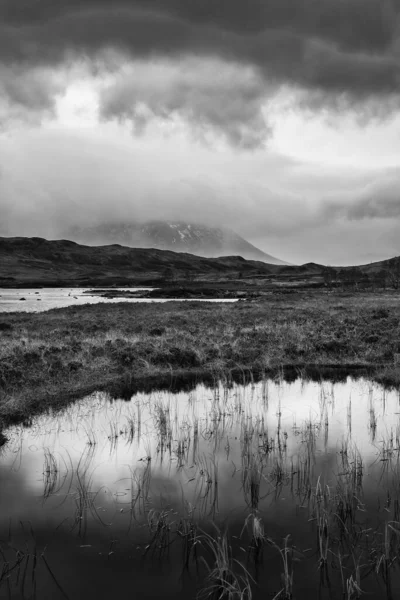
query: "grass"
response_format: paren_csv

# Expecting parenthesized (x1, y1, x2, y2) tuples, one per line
(198, 528, 253, 600)
(3, 373, 400, 598)
(268, 535, 295, 600)
(0, 290, 400, 428)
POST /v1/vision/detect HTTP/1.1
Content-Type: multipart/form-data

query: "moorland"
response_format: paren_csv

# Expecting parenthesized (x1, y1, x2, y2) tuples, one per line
(1, 289, 400, 430)
(1, 235, 400, 429)
(1, 235, 400, 291)
(1, 236, 400, 599)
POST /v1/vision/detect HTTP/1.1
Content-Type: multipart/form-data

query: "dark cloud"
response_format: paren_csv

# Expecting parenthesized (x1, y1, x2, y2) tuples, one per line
(0, 1, 399, 97)
(0, 1, 399, 146)
(2, 0, 398, 50)
(99, 59, 271, 149)
(0, 66, 62, 125)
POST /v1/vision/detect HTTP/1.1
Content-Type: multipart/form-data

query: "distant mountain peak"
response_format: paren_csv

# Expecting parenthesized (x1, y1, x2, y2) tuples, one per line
(64, 220, 288, 265)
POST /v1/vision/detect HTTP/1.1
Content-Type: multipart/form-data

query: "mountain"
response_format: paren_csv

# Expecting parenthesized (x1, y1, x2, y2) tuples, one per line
(65, 221, 288, 265)
(3, 236, 396, 289)
(0, 236, 280, 287)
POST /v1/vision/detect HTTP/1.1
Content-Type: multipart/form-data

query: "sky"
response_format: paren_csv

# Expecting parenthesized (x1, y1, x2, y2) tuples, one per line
(1, 0, 400, 265)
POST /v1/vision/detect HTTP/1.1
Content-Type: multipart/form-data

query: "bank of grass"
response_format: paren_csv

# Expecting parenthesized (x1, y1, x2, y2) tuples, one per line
(0, 290, 399, 425)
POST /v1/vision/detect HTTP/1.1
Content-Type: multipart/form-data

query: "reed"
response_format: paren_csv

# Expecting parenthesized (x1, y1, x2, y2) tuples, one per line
(177, 503, 200, 570)
(144, 508, 173, 557)
(42, 448, 60, 501)
(242, 514, 265, 564)
(268, 535, 294, 600)
(198, 528, 253, 600)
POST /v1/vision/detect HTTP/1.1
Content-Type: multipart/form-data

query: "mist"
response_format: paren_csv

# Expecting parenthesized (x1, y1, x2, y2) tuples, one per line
(0, 0, 399, 265)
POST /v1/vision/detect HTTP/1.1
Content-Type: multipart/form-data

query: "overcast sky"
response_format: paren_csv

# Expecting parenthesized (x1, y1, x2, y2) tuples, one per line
(1, 0, 400, 265)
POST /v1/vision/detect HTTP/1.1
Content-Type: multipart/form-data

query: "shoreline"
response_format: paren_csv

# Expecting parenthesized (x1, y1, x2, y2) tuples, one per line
(0, 363, 381, 426)
(1, 290, 399, 430)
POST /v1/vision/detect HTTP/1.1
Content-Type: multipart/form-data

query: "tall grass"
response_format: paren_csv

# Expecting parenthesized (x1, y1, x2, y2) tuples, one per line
(3, 291, 400, 425)
(198, 528, 253, 600)
(3, 371, 400, 598)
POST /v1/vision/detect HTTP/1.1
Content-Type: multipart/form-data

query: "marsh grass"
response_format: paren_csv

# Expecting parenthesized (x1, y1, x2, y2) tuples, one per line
(335, 444, 364, 540)
(0, 523, 70, 600)
(2, 291, 400, 426)
(73, 449, 109, 537)
(3, 375, 400, 598)
(313, 477, 332, 571)
(153, 399, 172, 455)
(198, 528, 253, 600)
(144, 508, 174, 557)
(268, 535, 295, 600)
(240, 419, 265, 510)
(0, 540, 39, 598)
(128, 459, 152, 518)
(177, 503, 200, 571)
(43, 448, 62, 501)
(196, 455, 219, 517)
(241, 455, 264, 510)
(124, 410, 136, 445)
(241, 514, 265, 564)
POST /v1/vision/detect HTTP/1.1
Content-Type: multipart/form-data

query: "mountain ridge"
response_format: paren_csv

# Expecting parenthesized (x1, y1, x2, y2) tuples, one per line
(0, 236, 398, 288)
(64, 220, 289, 265)
(0, 236, 281, 286)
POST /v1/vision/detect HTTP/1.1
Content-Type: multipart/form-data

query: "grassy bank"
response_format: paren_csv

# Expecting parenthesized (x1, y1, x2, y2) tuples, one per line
(1, 290, 400, 425)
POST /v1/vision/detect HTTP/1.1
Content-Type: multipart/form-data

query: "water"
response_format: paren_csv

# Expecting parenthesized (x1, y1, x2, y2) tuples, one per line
(0, 288, 238, 313)
(1, 377, 400, 599)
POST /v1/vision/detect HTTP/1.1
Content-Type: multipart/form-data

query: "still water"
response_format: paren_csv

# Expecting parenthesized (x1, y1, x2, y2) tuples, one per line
(1, 377, 400, 599)
(0, 288, 238, 313)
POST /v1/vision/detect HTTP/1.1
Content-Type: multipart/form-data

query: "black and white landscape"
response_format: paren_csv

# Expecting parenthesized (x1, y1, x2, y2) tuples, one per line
(1, 0, 400, 265)
(65, 220, 288, 263)
(1, 1, 400, 599)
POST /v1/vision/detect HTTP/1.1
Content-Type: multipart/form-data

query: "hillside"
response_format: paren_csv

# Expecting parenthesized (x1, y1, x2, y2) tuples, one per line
(65, 220, 288, 265)
(1, 236, 398, 289)
(0, 236, 280, 287)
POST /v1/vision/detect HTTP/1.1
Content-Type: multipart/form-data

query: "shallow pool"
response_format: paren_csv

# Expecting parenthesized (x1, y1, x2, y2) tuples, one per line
(0, 288, 238, 313)
(1, 377, 399, 598)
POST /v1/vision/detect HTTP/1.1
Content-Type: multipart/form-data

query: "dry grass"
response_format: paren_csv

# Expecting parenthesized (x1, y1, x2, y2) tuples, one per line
(0, 290, 399, 426)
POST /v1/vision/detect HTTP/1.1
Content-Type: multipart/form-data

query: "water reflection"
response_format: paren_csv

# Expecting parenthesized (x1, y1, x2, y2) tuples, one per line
(1, 378, 400, 599)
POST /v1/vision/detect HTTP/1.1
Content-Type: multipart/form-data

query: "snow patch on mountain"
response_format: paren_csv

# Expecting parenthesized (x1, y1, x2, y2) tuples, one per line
(65, 220, 288, 265)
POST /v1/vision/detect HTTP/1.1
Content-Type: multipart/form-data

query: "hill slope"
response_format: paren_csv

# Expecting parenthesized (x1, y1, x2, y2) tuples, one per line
(65, 220, 288, 265)
(1, 236, 398, 289)
(0, 236, 280, 286)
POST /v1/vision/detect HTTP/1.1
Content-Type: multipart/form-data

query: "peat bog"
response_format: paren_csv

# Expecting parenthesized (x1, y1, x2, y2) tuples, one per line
(1, 291, 400, 426)
(1, 290, 400, 598)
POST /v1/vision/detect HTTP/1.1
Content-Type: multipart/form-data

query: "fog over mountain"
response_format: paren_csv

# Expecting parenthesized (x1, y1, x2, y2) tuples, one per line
(0, 0, 400, 265)
(65, 220, 288, 264)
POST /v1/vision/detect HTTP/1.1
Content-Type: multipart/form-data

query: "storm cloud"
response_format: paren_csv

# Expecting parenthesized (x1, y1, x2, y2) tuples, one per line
(0, 65, 64, 126)
(99, 59, 272, 149)
(1, 0, 400, 265)
(1, 0, 400, 143)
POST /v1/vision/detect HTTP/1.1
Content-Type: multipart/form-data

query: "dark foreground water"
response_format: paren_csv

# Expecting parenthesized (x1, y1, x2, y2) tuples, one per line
(1, 378, 400, 599)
